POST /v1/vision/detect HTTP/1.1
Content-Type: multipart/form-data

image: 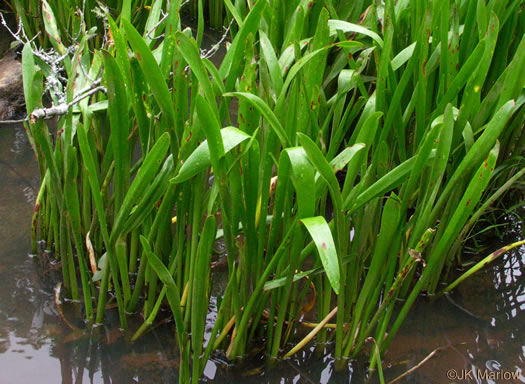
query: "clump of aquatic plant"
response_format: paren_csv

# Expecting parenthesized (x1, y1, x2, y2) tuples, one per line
(3, 0, 159, 49)
(13, 0, 525, 382)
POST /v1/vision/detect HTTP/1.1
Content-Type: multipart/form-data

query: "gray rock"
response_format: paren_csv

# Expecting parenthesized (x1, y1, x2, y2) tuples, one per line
(0, 50, 25, 120)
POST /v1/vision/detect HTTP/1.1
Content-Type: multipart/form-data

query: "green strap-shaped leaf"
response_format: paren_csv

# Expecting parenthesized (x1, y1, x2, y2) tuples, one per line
(171, 127, 251, 184)
(347, 194, 401, 347)
(306, 8, 331, 92)
(121, 155, 175, 235)
(191, 216, 217, 368)
(344, 155, 422, 213)
(128, 57, 150, 153)
(111, 132, 171, 242)
(277, 42, 362, 109)
(120, 0, 131, 23)
(428, 142, 501, 270)
(410, 104, 454, 247)
(142, 0, 164, 45)
(219, 0, 266, 88)
(22, 44, 36, 114)
(107, 16, 131, 103)
(391, 42, 416, 71)
(301, 217, 340, 294)
(297, 133, 343, 211)
(122, 19, 177, 140)
(386, 142, 501, 349)
(281, 4, 305, 52)
(342, 112, 382, 198)
(399, 116, 443, 214)
(264, 268, 318, 291)
(78, 122, 127, 326)
(283, 147, 316, 218)
(494, 35, 525, 112)
(429, 100, 515, 224)
(279, 38, 311, 75)
(223, 0, 243, 25)
(174, 32, 218, 118)
(225, 92, 290, 147)
(64, 146, 93, 319)
(431, 39, 486, 120)
(186, 94, 225, 182)
(315, 143, 365, 196)
(455, 13, 499, 135)
(259, 30, 283, 97)
(77, 123, 110, 244)
(42, 0, 65, 55)
(203, 58, 227, 95)
(140, 236, 185, 345)
(102, 51, 130, 213)
(328, 19, 384, 47)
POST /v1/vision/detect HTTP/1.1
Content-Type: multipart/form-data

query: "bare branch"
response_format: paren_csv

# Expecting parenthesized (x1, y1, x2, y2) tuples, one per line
(29, 86, 106, 122)
(388, 347, 443, 384)
(145, 10, 169, 39)
(0, 11, 20, 40)
(74, 78, 102, 98)
(201, 19, 233, 60)
(0, 118, 27, 125)
(0, 12, 44, 58)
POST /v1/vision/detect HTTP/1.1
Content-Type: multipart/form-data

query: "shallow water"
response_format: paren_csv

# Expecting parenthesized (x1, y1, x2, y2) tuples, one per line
(1, 17, 524, 383)
(1, 119, 524, 383)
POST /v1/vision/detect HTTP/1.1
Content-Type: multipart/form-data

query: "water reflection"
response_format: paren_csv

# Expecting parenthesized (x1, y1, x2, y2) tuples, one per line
(0, 120, 524, 383)
(0, 121, 58, 383)
(383, 238, 525, 384)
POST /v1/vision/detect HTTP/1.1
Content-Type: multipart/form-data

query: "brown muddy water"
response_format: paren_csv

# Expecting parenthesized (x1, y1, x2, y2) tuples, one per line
(1, 20, 524, 384)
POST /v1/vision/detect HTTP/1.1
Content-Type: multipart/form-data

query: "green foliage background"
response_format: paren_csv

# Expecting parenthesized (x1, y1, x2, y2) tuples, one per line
(4, 0, 524, 381)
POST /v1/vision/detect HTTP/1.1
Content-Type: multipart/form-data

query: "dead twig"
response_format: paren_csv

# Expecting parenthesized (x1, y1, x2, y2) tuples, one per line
(200, 18, 233, 60)
(388, 346, 443, 384)
(0, 82, 89, 126)
(29, 85, 106, 122)
(55, 282, 81, 331)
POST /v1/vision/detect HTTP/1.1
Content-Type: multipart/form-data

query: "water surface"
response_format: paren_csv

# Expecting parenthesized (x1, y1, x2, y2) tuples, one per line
(1, 120, 524, 383)
(0, 18, 523, 381)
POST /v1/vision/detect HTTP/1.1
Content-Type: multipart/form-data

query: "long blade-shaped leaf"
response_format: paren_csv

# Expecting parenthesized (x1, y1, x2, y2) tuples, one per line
(297, 133, 343, 211)
(301, 217, 340, 294)
(191, 216, 217, 375)
(140, 236, 185, 345)
(328, 19, 384, 47)
(111, 132, 171, 242)
(122, 19, 177, 141)
(225, 92, 290, 147)
(102, 51, 130, 212)
(171, 127, 251, 183)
